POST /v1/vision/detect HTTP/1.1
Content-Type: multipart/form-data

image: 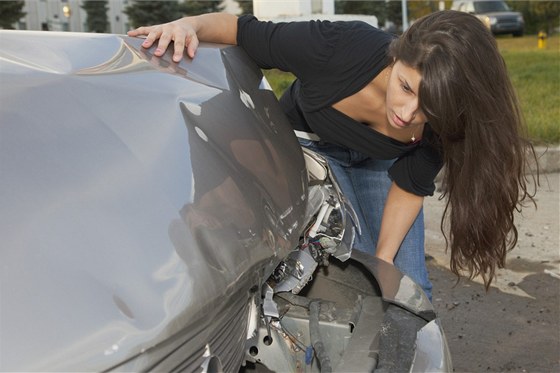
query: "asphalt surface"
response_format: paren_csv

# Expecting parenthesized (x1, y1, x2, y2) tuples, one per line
(244, 148, 559, 373)
(424, 159, 559, 372)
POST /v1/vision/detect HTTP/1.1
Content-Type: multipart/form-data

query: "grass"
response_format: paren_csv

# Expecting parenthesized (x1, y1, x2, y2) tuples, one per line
(496, 34, 560, 144)
(263, 34, 560, 144)
(262, 69, 296, 98)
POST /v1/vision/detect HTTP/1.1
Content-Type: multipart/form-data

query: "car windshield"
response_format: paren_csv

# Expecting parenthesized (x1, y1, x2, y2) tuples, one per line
(474, 1, 510, 13)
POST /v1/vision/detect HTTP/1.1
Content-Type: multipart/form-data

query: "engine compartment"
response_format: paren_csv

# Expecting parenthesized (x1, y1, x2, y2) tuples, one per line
(238, 147, 449, 373)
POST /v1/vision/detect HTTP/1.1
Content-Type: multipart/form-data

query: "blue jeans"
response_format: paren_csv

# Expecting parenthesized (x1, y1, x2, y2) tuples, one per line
(299, 139, 433, 300)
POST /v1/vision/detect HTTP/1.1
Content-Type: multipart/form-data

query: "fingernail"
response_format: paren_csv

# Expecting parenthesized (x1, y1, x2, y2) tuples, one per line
(155, 48, 162, 54)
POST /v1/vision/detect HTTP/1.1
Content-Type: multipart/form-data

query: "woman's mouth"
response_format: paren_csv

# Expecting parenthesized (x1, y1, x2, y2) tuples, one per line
(392, 113, 410, 128)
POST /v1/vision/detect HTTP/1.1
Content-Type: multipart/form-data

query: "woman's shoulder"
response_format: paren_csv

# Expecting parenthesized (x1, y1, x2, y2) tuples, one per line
(238, 14, 393, 48)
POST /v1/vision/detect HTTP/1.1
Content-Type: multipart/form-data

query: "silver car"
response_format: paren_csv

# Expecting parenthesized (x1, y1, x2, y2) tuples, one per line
(0, 30, 451, 372)
(451, 0, 524, 36)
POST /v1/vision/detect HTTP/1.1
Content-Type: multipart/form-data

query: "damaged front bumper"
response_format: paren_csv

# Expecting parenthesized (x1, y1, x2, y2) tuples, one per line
(244, 251, 452, 372)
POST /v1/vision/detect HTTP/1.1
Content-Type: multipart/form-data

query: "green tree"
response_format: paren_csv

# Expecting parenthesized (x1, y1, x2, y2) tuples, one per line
(0, 0, 25, 29)
(407, 0, 439, 21)
(508, 0, 560, 35)
(236, 0, 253, 15)
(335, 0, 387, 24)
(528, 0, 560, 35)
(507, 1, 536, 34)
(82, 0, 109, 33)
(180, 0, 221, 16)
(124, 0, 183, 28)
(386, 0, 403, 31)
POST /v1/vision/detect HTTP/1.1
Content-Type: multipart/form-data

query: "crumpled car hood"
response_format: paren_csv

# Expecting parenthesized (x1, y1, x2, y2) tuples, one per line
(0, 30, 307, 371)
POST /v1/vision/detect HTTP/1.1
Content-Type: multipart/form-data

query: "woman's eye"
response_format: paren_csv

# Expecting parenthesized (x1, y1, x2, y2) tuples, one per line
(402, 83, 412, 92)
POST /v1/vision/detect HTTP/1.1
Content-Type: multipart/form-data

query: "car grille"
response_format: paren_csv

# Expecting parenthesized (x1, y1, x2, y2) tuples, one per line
(497, 16, 518, 24)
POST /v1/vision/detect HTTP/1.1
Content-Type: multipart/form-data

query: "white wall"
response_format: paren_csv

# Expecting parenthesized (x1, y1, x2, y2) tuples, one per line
(19, 0, 129, 33)
(18, 0, 343, 33)
(253, 0, 334, 19)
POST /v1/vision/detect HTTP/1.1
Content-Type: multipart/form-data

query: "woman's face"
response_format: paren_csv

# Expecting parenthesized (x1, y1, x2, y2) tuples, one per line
(385, 60, 427, 132)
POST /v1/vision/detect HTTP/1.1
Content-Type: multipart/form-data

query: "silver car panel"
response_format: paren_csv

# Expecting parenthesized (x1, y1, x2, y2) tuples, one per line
(1, 30, 306, 372)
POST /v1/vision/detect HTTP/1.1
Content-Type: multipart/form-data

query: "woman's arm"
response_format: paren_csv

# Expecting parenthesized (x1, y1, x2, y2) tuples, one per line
(375, 182, 424, 264)
(127, 13, 238, 62)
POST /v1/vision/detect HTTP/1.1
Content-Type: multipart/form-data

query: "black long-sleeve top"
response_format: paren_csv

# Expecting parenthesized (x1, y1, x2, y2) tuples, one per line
(237, 15, 443, 196)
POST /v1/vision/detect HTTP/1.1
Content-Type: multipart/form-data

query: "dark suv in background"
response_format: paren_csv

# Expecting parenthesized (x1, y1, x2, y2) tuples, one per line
(451, 0, 524, 36)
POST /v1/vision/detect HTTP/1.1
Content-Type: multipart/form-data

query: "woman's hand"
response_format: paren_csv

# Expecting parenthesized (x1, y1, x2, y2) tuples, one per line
(127, 13, 238, 63)
(128, 18, 199, 62)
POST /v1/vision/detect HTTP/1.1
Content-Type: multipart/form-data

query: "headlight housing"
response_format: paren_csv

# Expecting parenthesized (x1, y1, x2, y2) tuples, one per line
(480, 15, 492, 29)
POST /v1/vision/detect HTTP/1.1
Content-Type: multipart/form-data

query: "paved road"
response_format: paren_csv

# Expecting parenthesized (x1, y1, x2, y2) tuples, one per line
(424, 172, 559, 372)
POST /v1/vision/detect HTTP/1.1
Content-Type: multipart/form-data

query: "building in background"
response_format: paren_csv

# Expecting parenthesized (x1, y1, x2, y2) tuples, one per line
(17, 0, 248, 33)
(253, 0, 333, 19)
(18, 0, 130, 33)
(254, 0, 378, 28)
(16, 0, 382, 33)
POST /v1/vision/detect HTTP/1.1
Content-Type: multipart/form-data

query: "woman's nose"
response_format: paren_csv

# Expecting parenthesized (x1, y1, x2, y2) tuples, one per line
(402, 100, 419, 122)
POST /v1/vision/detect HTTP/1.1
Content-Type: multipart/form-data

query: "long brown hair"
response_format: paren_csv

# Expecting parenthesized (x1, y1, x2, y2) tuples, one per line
(389, 10, 538, 289)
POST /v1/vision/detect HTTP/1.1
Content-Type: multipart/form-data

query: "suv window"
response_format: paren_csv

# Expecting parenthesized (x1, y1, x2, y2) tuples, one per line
(474, 1, 510, 13)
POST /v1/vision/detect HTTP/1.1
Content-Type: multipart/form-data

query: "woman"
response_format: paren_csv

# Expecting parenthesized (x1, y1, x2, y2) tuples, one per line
(128, 11, 537, 300)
